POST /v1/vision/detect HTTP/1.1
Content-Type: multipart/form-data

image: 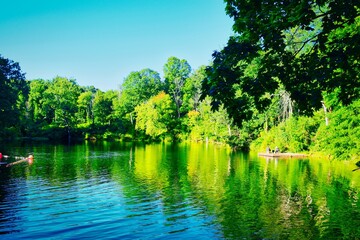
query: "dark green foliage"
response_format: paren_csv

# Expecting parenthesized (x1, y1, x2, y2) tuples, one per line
(0, 55, 26, 138)
(202, 38, 272, 127)
(203, 0, 360, 127)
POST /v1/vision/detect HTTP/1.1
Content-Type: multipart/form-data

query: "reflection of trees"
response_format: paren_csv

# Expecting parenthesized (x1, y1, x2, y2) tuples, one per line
(186, 148, 360, 239)
(133, 144, 169, 188)
(187, 143, 230, 202)
(131, 143, 196, 226)
(2, 142, 360, 238)
(253, 157, 360, 239)
(122, 143, 360, 239)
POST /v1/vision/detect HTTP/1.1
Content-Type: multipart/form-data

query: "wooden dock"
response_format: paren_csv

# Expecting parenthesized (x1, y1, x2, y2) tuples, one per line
(258, 152, 308, 158)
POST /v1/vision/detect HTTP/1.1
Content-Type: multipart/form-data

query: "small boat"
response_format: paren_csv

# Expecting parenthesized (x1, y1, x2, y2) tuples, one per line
(258, 152, 308, 158)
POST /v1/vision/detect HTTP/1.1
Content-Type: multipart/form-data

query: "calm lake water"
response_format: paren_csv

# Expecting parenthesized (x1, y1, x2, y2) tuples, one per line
(0, 141, 359, 239)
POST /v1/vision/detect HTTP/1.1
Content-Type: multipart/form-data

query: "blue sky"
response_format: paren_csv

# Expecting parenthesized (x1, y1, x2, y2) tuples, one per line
(1, 0, 234, 91)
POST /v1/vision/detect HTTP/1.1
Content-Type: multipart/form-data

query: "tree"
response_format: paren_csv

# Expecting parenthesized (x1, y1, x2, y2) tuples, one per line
(164, 56, 191, 118)
(187, 96, 233, 143)
(0, 55, 26, 92)
(118, 68, 163, 126)
(311, 99, 360, 160)
(28, 79, 52, 123)
(77, 91, 95, 124)
(93, 90, 117, 125)
(182, 66, 206, 112)
(202, 42, 273, 127)
(203, 0, 360, 127)
(0, 55, 26, 137)
(45, 77, 81, 140)
(119, 68, 163, 113)
(135, 91, 176, 140)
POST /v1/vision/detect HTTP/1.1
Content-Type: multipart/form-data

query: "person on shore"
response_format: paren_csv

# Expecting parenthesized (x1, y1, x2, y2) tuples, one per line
(275, 146, 280, 153)
(266, 146, 270, 153)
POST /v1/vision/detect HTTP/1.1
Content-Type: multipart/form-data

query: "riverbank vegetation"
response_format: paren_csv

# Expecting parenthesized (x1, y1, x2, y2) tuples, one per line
(1, 0, 359, 160)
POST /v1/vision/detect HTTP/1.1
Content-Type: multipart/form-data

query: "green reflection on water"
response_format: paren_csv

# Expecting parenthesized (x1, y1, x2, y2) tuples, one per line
(2, 141, 360, 239)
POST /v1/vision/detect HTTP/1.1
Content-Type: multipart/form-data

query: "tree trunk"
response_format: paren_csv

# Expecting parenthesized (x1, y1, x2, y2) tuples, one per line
(321, 101, 329, 126)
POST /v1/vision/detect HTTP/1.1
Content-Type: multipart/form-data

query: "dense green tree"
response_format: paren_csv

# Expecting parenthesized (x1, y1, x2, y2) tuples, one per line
(188, 97, 213, 142)
(28, 79, 52, 123)
(0, 55, 26, 92)
(0, 55, 26, 137)
(77, 91, 94, 124)
(17, 86, 30, 135)
(44, 77, 81, 140)
(202, 45, 270, 127)
(163, 56, 191, 118)
(118, 68, 163, 127)
(135, 92, 176, 140)
(203, 0, 360, 127)
(119, 69, 162, 112)
(187, 96, 233, 143)
(251, 115, 321, 153)
(93, 90, 117, 125)
(182, 66, 206, 112)
(311, 99, 360, 160)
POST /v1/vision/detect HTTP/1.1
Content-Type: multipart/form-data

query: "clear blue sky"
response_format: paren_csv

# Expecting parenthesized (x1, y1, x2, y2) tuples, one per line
(0, 0, 234, 91)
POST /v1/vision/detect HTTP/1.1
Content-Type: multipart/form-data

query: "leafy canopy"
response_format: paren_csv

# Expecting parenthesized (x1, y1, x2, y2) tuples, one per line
(119, 68, 163, 115)
(203, 0, 360, 127)
(0, 55, 26, 131)
(163, 56, 191, 118)
(135, 91, 175, 139)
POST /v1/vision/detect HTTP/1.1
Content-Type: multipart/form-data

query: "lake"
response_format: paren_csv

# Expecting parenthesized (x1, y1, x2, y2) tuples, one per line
(0, 141, 359, 239)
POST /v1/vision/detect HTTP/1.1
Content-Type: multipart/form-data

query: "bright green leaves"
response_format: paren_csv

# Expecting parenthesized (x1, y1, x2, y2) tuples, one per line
(45, 77, 81, 129)
(182, 65, 206, 112)
(163, 56, 191, 118)
(311, 99, 360, 160)
(135, 92, 175, 140)
(77, 90, 94, 124)
(119, 68, 163, 118)
(93, 90, 117, 125)
(28, 79, 51, 123)
(186, 96, 233, 143)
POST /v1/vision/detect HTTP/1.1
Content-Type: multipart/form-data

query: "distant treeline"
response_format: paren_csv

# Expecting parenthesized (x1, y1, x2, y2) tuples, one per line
(1, 0, 359, 160)
(0, 56, 237, 146)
